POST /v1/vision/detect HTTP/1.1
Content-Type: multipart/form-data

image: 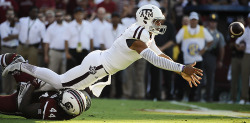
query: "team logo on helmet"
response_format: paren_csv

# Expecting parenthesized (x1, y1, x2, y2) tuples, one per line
(64, 102, 73, 110)
(139, 9, 153, 24)
(89, 66, 97, 74)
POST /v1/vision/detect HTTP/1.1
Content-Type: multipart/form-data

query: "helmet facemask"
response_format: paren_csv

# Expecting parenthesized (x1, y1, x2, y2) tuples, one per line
(149, 18, 167, 35)
(57, 89, 88, 116)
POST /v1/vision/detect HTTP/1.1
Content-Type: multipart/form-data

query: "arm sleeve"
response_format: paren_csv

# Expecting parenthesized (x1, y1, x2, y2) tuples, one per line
(204, 28, 213, 42)
(43, 28, 51, 43)
(175, 28, 184, 44)
(0, 25, 8, 39)
(235, 32, 246, 44)
(40, 23, 46, 40)
(140, 48, 184, 72)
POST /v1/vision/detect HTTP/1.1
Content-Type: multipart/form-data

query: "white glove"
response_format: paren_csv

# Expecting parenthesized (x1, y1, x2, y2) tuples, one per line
(2, 62, 22, 77)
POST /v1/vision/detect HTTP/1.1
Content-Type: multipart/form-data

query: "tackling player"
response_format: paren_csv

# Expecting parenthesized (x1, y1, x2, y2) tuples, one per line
(0, 59, 91, 120)
(2, 4, 203, 97)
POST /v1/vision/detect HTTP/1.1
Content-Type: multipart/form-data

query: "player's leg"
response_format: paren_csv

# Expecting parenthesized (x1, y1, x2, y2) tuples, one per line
(3, 50, 108, 91)
(2, 62, 63, 89)
(60, 50, 109, 90)
(0, 92, 18, 114)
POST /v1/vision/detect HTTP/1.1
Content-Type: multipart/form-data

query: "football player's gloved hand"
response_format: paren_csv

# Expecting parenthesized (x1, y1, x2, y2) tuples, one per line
(2, 62, 23, 77)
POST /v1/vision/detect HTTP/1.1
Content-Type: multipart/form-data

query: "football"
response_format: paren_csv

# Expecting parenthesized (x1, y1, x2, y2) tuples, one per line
(228, 22, 245, 38)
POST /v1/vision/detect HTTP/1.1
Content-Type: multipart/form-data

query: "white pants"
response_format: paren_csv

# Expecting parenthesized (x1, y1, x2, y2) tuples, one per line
(60, 50, 108, 90)
(33, 50, 108, 91)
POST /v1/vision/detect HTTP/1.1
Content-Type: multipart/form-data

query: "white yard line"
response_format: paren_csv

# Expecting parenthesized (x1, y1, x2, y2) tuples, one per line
(144, 101, 250, 119)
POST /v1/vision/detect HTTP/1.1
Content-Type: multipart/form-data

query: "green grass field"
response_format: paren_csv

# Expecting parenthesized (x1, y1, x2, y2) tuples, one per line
(1, 99, 250, 123)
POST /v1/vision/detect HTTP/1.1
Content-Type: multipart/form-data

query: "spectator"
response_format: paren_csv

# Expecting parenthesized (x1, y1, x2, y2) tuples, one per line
(55, 0, 68, 11)
(17, 7, 46, 66)
(77, 0, 96, 20)
(182, 15, 190, 26)
(96, 0, 116, 14)
(229, 16, 245, 104)
(123, 60, 146, 99)
(91, 7, 110, 50)
(173, 0, 186, 30)
(120, 1, 137, 28)
(204, 13, 226, 102)
(64, 14, 72, 23)
(45, 10, 55, 28)
(176, 12, 213, 101)
(121, 6, 145, 100)
(174, 15, 190, 101)
(16, 0, 35, 18)
(0, 0, 19, 23)
(65, 7, 94, 70)
(102, 13, 125, 98)
(120, 0, 136, 18)
(137, 0, 160, 8)
(150, 8, 176, 100)
(66, 0, 77, 15)
(38, 12, 46, 23)
(43, 10, 68, 74)
(35, 0, 56, 12)
(0, 8, 19, 94)
(235, 13, 250, 104)
(102, 13, 125, 49)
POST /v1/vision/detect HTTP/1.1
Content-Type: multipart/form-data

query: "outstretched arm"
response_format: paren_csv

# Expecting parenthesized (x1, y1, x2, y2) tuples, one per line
(130, 40, 203, 87)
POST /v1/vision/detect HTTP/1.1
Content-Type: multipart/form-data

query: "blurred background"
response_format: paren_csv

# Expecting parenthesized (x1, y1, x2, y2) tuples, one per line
(0, 0, 250, 105)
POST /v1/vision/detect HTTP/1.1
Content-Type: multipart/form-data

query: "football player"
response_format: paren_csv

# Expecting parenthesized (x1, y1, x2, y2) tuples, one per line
(0, 57, 91, 120)
(2, 4, 203, 97)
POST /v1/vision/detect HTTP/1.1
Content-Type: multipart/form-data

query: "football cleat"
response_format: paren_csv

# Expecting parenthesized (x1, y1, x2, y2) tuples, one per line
(2, 62, 22, 77)
(0, 53, 25, 72)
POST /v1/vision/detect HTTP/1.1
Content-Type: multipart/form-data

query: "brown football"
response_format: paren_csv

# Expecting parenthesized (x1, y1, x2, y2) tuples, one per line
(229, 22, 245, 38)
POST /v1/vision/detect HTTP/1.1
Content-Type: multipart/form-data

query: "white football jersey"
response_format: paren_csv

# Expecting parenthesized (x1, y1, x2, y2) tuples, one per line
(100, 23, 161, 75)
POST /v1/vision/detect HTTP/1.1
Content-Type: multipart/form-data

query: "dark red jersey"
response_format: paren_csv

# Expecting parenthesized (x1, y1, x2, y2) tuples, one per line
(37, 92, 77, 120)
(0, 90, 77, 120)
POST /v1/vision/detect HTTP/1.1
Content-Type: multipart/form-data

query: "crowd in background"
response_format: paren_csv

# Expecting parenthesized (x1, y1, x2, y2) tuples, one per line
(0, 0, 250, 104)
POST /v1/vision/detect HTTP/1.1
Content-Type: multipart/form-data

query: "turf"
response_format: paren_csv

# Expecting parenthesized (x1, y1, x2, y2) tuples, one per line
(1, 99, 250, 123)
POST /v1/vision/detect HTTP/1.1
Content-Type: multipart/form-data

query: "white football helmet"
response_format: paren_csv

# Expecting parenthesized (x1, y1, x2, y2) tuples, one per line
(58, 89, 91, 116)
(136, 4, 166, 35)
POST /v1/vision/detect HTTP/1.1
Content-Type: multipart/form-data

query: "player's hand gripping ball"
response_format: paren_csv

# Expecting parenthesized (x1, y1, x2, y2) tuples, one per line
(229, 22, 245, 38)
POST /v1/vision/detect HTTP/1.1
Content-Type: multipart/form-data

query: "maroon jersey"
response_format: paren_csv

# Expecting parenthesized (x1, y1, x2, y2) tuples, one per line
(0, 93, 18, 114)
(37, 92, 77, 120)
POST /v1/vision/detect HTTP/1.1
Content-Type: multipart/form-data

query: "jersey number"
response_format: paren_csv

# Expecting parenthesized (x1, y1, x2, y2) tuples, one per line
(48, 108, 57, 118)
(48, 113, 56, 118)
(50, 108, 57, 112)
